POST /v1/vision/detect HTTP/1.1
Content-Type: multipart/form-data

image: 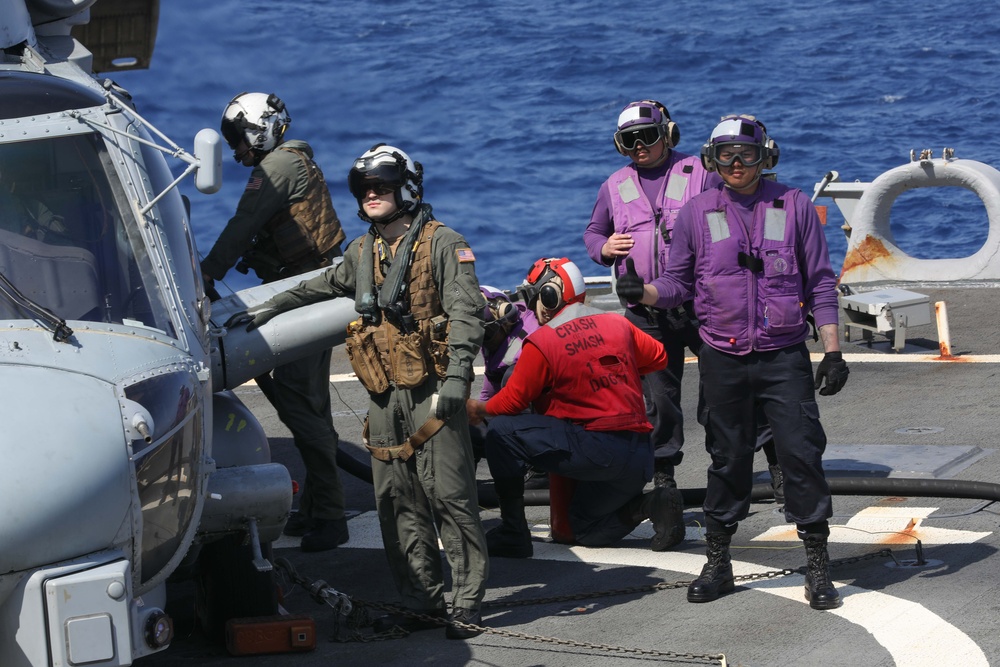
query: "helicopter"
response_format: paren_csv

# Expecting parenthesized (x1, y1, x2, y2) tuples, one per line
(0, 1, 356, 664)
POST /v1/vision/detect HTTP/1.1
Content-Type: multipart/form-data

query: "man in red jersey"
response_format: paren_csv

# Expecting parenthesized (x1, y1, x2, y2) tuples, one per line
(467, 257, 685, 558)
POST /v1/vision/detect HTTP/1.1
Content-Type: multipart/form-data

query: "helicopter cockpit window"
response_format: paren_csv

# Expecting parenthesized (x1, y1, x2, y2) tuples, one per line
(0, 135, 176, 336)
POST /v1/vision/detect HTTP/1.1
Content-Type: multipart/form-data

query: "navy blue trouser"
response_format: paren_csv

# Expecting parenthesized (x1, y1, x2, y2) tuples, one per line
(698, 343, 832, 532)
(624, 306, 701, 466)
(485, 413, 652, 546)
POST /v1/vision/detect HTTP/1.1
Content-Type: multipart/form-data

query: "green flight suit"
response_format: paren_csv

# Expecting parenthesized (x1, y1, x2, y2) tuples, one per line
(202, 139, 347, 526)
(268, 205, 489, 611)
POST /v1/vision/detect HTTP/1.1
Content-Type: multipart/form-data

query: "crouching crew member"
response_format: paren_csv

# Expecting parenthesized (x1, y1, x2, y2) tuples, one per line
(467, 257, 686, 557)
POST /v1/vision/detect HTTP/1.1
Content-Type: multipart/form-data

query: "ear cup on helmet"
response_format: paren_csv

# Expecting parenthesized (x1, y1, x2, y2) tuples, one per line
(763, 138, 780, 169)
(539, 282, 563, 310)
(664, 120, 680, 148)
(613, 133, 628, 156)
(700, 141, 716, 172)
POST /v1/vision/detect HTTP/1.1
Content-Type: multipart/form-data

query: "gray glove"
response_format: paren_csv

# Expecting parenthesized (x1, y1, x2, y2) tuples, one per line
(436, 376, 469, 420)
(224, 303, 283, 332)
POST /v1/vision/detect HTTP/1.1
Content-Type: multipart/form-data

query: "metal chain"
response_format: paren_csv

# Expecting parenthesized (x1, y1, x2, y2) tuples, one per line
(274, 548, 897, 665)
(350, 598, 727, 665)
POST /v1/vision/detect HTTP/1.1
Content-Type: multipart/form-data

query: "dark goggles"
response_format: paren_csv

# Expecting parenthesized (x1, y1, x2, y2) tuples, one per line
(616, 125, 662, 151)
(712, 143, 763, 167)
(220, 114, 248, 150)
(348, 162, 404, 199)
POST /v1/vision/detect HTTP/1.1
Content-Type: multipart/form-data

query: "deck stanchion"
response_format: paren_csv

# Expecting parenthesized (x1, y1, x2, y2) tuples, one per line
(935, 301, 953, 358)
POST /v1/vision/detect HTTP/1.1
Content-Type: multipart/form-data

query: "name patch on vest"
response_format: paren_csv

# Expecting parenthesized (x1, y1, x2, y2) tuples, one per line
(706, 211, 730, 243)
(617, 177, 641, 204)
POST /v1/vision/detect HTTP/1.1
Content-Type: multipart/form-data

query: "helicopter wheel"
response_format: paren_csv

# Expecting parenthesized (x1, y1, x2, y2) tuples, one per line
(195, 533, 279, 639)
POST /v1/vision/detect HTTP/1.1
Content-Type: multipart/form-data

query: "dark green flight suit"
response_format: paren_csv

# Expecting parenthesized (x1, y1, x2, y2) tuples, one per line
(267, 204, 489, 612)
(202, 139, 348, 527)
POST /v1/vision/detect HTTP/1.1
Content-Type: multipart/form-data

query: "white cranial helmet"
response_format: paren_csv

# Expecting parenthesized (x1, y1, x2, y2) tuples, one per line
(220, 92, 290, 154)
(348, 143, 424, 222)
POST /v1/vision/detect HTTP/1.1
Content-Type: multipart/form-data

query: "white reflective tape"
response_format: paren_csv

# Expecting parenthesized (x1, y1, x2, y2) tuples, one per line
(617, 176, 640, 203)
(707, 211, 730, 243)
(665, 174, 688, 201)
(764, 207, 787, 241)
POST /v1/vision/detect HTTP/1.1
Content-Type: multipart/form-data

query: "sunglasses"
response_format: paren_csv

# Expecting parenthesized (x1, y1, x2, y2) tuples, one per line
(713, 144, 763, 167)
(616, 125, 662, 151)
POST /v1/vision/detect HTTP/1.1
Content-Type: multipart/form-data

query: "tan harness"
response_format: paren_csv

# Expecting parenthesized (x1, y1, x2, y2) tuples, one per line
(363, 414, 447, 462)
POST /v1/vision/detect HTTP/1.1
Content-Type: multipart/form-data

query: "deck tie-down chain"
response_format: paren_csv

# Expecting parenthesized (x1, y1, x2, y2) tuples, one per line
(274, 548, 896, 665)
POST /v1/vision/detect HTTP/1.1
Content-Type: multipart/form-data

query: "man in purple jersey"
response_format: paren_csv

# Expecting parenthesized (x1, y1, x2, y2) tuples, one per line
(616, 114, 849, 610)
(584, 100, 719, 505)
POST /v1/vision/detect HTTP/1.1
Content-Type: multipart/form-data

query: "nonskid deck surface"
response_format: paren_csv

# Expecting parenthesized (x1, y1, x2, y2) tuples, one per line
(139, 284, 1000, 667)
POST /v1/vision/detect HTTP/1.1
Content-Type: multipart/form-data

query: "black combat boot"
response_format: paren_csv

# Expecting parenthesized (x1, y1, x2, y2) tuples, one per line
(446, 606, 484, 640)
(768, 464, 785, 506)
(803, 535, 841, 610)
(486, 477, 532, 558)
(300, 517, 349, 552)
(687, 533, 735, 603)
(653, 459, 676, 489)
(621, 487, 686, 551)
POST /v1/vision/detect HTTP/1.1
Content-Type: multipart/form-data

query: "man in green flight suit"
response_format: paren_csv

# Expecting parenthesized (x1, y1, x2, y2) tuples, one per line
(201, 92, 349, 552)
(228, 143, 489, 640)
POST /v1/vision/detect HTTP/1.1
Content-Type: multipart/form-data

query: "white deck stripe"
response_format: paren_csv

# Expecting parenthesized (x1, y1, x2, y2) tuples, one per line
(238, 353, 1000, 388)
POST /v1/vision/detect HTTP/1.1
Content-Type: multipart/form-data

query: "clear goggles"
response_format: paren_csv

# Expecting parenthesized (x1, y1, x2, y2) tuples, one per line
(712, 143, 763, 167)
(616, 125, 663, 151)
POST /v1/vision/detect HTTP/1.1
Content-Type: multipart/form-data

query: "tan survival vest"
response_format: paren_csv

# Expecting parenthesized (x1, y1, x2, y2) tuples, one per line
(344, 220, 451, 396)
(249, 146, 346, 279)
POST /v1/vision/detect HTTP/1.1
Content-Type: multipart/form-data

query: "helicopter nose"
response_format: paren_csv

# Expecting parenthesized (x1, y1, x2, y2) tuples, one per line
(0, 367, 131, 576)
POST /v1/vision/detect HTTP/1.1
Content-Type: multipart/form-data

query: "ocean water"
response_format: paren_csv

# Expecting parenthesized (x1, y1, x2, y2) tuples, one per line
(111, 0, 1000, 295)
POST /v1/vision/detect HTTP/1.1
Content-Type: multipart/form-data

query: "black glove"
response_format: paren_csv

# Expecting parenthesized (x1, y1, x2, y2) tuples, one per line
(224, 303, 283, 332)
(814, 351, 849, 396)
(616, 257, 646, 306)
(203, 277, 221, 303)
(436, 376, 469, 420)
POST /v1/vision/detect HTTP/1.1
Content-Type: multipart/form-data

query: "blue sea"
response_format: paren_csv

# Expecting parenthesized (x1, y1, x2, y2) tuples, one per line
(112, 0, 1000, 295)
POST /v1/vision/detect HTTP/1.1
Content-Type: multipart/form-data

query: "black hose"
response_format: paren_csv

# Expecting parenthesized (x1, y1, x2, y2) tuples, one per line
(336, 444, 373, 484)
(476, 477, 1000, 509)
(249, 371, 374, 484)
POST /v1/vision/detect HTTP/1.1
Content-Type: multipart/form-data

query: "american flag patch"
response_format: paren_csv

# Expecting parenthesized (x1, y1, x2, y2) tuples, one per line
(245, 176, 263, 191)
(456, 247, 476, 263)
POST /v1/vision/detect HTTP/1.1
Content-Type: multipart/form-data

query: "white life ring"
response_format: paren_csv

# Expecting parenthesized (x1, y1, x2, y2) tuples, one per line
(840, 157, 1000, 284)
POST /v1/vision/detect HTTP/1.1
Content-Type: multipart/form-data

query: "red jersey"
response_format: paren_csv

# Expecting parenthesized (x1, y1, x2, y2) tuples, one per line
(486, 303, 666, 432)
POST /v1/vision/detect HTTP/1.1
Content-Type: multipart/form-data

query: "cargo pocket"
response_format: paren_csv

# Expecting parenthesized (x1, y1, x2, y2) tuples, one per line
(345, 330, 390, 394)
(427, 315, 451, 379)
(391, 331, 429, 389)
